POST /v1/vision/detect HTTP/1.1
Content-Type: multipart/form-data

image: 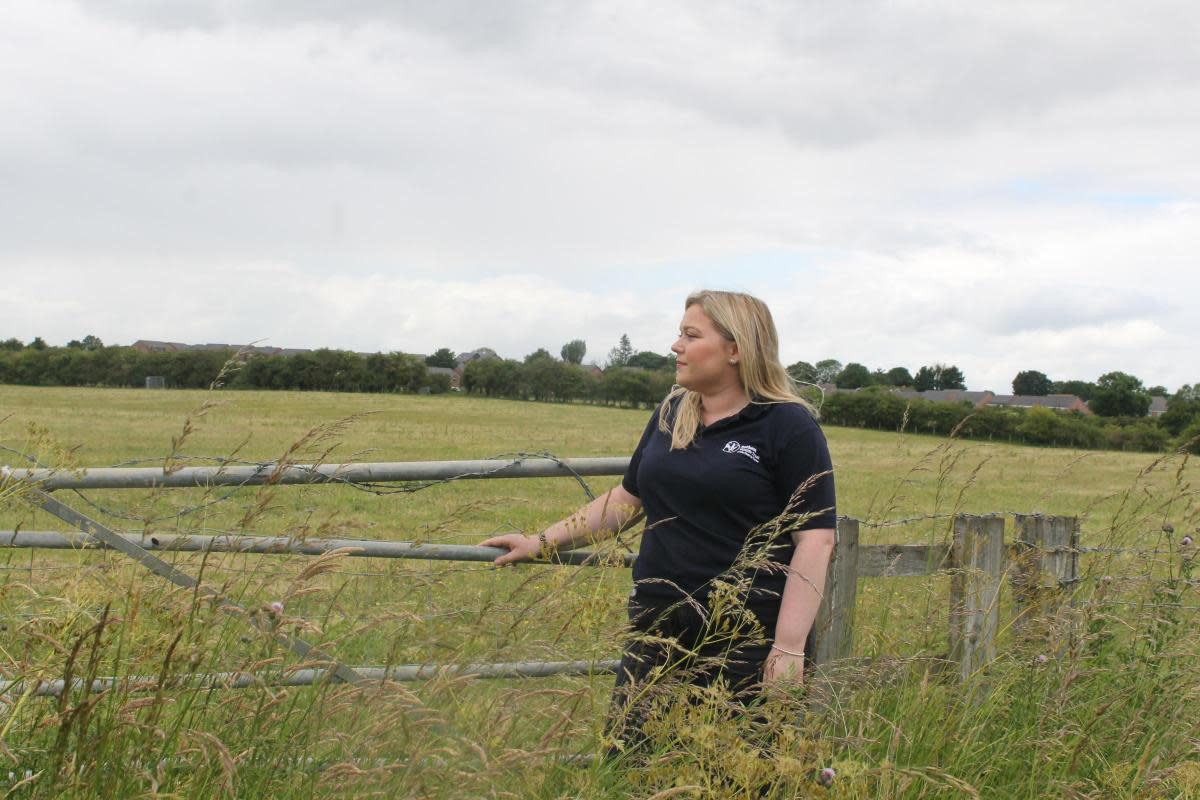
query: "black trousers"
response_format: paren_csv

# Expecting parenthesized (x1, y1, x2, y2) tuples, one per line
(605, 592, 814, 753)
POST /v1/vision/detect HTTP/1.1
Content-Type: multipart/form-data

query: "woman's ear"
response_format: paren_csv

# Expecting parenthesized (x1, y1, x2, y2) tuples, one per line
(727, 341, 740, 363)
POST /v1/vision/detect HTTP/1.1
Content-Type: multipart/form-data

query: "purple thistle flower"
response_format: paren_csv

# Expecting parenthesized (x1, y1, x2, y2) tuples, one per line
(1183, 535, 1194, 547)
(818, 767, 836, 787)
(267, 601, 284, 616)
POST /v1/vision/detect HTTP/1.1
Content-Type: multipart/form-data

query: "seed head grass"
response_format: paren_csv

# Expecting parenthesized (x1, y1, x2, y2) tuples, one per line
(0, 385, 1197, 798)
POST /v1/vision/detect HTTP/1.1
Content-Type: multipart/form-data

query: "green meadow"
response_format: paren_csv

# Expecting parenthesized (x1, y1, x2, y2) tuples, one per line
(0, 385, 1197, 799)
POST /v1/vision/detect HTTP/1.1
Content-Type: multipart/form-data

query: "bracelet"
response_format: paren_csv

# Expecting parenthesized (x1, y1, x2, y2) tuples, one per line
(771, 643, 805, 658)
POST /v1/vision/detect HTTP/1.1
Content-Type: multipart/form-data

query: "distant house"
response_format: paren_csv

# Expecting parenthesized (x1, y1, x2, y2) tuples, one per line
(816, 383, 1101, 416)
(1149, 396, 1168, 417)
(891, 389, 995, 407)
(448, 348, 502, 390)
(455, 347, 500, 367)
(985, 393, 1091, 414)
(133, 340, 275, 356)
(131, 340, 379, 358)
(132, 340, 188, 353)
(582, 363, 604, 378)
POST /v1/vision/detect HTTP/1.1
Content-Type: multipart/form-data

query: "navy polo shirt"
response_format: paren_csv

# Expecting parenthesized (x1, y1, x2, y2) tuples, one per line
(621, 398, 837, 619)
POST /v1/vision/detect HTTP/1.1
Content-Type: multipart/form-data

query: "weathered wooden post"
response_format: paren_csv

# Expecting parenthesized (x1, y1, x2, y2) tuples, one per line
(948, 514, 1005, 682)
(1011, 515, 1079, 642)
(812, 516, 860, 666)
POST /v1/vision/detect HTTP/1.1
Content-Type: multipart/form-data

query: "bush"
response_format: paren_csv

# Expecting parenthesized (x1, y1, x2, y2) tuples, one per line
(1160, 398, 1200, 436)
(908, 399, 972, 436)
(822, 387, 909, 430)
(1017, 406, 1062, 445)
(1059, 413, 1106, 449)
(816, 389, 1159, 452)
(601, 368, 656, 407)
(957, 405, 1022, 440)
(426, 372, 452, 394)
(1177, 419, 1200, 453)
(1101, 418, 1172, 452)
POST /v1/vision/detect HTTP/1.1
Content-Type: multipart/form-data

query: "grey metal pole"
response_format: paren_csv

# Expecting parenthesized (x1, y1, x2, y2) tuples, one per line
(0, 660, 622, 698)
(7, 457, 630, 490)
(0, 530, 637, 567)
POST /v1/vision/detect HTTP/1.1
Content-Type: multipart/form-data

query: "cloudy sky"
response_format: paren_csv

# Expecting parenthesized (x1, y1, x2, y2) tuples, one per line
(2, 1, 1197, 392)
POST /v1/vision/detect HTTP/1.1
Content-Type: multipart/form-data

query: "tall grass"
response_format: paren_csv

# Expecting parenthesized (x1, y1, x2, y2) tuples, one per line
(0, 387, 1197, 798)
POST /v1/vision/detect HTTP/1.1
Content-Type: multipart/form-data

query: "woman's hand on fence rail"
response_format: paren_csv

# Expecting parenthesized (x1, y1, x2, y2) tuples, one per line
(481, 533, 543, 566)
(763, 647, 805, 690)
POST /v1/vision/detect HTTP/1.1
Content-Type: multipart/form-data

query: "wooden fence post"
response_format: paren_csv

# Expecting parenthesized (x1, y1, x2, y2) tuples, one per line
(1012, 515, 1079, 641)
(812, 517, 860, 666)
(948, 514, 1005, 682)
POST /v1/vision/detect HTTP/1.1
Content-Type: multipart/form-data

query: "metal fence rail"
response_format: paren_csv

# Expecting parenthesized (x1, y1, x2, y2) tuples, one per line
(5, 457, 630, 490)
(0, 530, 637, 567)
(0, 660, 622, 698)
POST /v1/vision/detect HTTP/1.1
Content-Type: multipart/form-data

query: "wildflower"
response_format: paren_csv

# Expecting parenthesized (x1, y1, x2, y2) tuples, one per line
(1036, 654, 1048, 664)
(1163, 523, 1175, 534)
(818, 767, 836, 787)
(1183, 536, 1194, 548)
(267, 601, 285, 616)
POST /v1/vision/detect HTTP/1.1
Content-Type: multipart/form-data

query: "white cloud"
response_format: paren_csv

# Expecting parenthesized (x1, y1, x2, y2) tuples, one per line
(1, 0, 1198, 391)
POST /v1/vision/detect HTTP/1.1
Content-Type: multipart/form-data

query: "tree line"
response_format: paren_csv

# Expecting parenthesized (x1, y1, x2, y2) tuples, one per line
(4, 334, 1197, 452)
(460, 355, 673, 407)
(817, 385, 1200, 454)
(792, 360, 1175, 419)
(0, 339, 449, 394)
(0, 334, 679, 409)
(787, 359, 968, 392)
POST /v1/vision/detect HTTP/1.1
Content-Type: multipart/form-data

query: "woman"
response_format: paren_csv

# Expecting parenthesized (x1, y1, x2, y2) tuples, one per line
(482, 290, 836, 748)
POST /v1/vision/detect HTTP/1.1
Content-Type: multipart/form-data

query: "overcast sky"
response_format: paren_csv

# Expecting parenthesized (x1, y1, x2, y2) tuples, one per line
(2, 1, 1197, 392)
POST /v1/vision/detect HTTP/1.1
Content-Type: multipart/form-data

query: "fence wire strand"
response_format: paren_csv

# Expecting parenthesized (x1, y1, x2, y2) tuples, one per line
(1, 445, 597, 525)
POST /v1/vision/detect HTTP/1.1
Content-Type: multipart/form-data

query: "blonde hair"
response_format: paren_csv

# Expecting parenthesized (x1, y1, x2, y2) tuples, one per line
(659, 289, 817, 450)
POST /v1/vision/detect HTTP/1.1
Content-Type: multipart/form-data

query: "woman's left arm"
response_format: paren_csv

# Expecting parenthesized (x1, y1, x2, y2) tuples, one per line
(764, 527, 836, 685)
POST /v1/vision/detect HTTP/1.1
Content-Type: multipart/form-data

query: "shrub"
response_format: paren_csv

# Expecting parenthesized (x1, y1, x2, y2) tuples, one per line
(1160, 398, 1200, 436)
(908, 399, 971, 436)
(1018, 406, 1062, 445)
(1102, 418, 1172, 452)
(1177, 419, 1200, 453)
(957, 405, 1021, 440)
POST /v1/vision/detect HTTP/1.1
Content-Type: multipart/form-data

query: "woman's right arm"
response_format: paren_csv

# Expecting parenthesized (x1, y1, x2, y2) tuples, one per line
(480, 484, 643, 566)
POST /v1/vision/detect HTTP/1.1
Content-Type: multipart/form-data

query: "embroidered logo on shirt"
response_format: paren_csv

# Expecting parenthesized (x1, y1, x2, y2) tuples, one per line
(721, 440, 760, 463)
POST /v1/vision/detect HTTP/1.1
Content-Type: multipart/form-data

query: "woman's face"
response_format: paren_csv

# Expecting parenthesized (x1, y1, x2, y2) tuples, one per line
(671, 304, 739, 393)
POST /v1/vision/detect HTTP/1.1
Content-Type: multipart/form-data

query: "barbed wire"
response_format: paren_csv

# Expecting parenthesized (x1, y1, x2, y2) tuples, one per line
(1076, 598, 1200, 611)
(1082, 574, 1200, 587)
(858, 513, 961, 529)
(1, 445, 598, 525)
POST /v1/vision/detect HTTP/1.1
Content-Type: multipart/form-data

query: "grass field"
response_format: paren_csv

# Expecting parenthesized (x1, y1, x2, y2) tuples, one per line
(1, 385, 1198, 799)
